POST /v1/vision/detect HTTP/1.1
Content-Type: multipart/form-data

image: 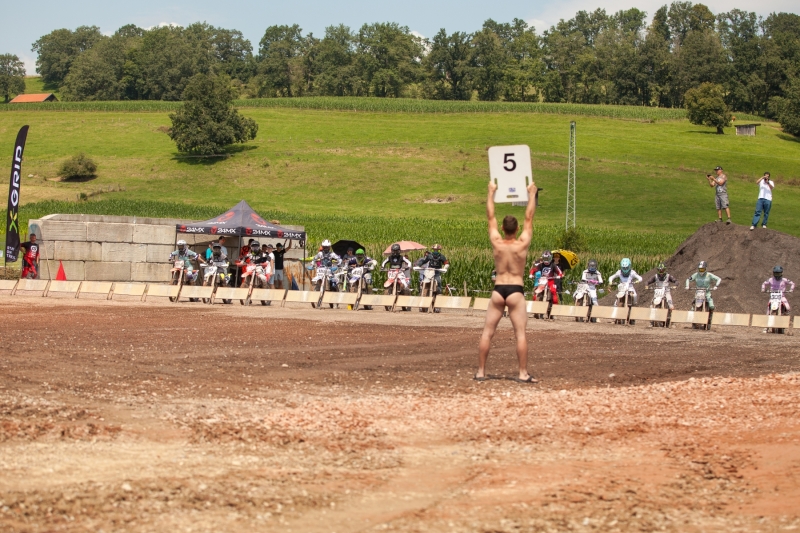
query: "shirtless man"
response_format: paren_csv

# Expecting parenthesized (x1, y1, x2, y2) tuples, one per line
(476, 180, 538, 383)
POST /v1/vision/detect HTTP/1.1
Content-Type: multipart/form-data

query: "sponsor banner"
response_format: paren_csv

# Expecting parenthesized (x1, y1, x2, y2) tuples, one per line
(175, 224, 305, 239)
(5, 126, 29, 262)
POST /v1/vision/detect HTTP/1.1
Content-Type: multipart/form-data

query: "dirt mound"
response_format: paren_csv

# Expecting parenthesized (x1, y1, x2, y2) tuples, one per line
(601, 222, 800, 314)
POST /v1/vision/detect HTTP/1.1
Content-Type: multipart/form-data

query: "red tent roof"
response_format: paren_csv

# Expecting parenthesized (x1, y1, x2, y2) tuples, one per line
(10, 93, 58, 103)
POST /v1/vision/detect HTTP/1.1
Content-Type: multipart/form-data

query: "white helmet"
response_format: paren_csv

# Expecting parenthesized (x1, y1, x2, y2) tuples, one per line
(321, 239, 331, 253)
(177, 239, 187, 252)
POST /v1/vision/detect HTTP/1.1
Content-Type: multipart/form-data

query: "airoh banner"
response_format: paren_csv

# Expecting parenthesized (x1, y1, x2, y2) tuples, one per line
(5, 126, 29, 262)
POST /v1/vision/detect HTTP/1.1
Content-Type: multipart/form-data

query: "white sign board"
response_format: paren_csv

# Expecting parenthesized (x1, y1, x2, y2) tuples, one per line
(488, 145, 532, 204)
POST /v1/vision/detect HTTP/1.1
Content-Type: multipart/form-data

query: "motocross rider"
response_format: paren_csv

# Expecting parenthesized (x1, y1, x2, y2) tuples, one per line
(206, 243, 231, 286)
(761, 265, 795, 314)
(239, 240, 270, 288)
(346, 249, 377, 290)
(529, 251, 562, 304)
(169, 239, 204, 283)
(684, 261, 721, 310)
(645, 262, 677, 310)
(414, 244, 450, 295)
(580, 259, 604, 306)
(608, 258, 643, 305)
(313, 240, 342, 290)
(381, 243, 412, 295)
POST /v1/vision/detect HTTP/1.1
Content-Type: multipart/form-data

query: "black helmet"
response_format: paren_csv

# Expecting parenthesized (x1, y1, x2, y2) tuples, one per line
(587, 259, 597, 273)
(391, 243, 401, 254)
(250, 240, 260, 252)
(774, 265, 783, 279)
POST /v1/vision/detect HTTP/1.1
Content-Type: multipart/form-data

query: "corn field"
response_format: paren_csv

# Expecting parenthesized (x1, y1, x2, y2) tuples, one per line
(0, 98, 765, 122)
(8, 199, 685, 296)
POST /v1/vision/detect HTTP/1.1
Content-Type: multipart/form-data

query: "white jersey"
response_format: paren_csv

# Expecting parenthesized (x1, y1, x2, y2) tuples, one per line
(608, 269, 642, 285)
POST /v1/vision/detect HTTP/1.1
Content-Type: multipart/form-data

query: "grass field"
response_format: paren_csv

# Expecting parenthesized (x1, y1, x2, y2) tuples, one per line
(1, 101, 798, 291)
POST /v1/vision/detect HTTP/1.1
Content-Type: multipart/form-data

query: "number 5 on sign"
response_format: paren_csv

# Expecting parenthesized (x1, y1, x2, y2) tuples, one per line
(488, 145, 532, 203)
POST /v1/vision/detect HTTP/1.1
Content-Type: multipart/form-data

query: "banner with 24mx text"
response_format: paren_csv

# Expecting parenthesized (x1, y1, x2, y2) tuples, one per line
(5, 125, 29, 262)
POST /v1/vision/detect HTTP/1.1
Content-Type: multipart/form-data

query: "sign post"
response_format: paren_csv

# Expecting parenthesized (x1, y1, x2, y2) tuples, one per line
(488, 145, 532, 204)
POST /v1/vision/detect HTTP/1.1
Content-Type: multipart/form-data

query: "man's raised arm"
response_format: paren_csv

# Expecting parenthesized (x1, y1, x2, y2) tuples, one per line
(519, 182, 538, 243)
(487, 181, 501, 241)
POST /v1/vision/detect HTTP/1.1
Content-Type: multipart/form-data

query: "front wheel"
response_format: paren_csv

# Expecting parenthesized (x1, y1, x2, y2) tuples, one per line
(385, 285, 394, 311)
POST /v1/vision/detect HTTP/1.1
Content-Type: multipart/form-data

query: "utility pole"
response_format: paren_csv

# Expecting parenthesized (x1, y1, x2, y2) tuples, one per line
(566, 121, 576, 230)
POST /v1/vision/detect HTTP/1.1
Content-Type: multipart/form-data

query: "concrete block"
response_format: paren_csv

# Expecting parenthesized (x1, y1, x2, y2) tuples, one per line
(85, 262, 131, 281)
(40, 221, 87, 241)
(44, 241, 101, 262)
(132, 262, 172, 283)
(147, 244, 176, 263)
(133, 224, 177, 245)
(40, 260, 85, 281)
(87, 222, 133, 243)
(101, 242, 147, 263)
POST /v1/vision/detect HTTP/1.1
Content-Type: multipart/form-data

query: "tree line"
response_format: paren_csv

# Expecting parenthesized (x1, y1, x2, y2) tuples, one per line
(5, 3, 800, 119)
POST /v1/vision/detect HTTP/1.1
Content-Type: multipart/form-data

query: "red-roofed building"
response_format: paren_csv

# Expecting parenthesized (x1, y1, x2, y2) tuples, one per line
(9, 93, 58, 103)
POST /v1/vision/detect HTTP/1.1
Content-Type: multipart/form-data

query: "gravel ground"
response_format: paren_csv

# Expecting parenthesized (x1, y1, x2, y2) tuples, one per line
(1, 298, 798, 532)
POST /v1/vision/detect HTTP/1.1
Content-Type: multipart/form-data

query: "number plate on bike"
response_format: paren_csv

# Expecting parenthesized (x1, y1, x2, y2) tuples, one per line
(488, 145, 531, 203)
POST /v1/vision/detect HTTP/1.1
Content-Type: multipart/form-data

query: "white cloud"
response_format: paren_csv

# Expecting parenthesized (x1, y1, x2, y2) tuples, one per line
(146, 22, 182, 30)
(526, 18, 550, 33)
(17, 52, 37, 76)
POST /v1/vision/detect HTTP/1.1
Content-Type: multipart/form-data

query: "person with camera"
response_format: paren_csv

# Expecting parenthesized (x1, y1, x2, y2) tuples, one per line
(750, 172, 775, 230)
(706, 166, 731, 224)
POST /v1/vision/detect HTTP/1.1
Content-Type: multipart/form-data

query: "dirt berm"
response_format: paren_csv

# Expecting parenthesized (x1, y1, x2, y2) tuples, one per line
(600, 222, 800, 314)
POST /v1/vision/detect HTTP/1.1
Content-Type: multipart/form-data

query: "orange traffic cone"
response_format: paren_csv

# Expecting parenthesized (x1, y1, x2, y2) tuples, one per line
(55, 261, 67, 281)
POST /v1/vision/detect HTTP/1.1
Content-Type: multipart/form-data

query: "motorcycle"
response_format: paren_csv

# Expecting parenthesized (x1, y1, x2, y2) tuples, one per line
(309, 261, 339, 308)
(614, 281, 638, 324)
(348, 265, 374, 310)
(532, 275, 556, 319)
(415, 266, 448, 313)
(571, 280, 600, 322)
(687, 286, 714, 330)
(646, 282, 676, 327)
(384, 268, 410, 311)
(765, 289, 792, 334)
(170, 259, 200, 302)
(203, 262, 231, 304)
(239, 262, 270, 305)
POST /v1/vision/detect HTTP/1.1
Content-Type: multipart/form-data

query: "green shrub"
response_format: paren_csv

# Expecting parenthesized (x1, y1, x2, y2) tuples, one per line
(58, 153, 97, 179)
(557, 227, 588, 252)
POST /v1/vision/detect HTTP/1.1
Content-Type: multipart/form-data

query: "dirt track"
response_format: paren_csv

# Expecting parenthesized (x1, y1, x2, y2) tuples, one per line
(1, 298, 799, 532)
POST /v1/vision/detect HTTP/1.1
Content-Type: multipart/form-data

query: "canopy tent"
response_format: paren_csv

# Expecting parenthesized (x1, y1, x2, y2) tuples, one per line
(175, 200, 306, 242)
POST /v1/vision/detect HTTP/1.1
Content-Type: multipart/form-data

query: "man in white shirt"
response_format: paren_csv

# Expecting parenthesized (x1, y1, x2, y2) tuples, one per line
(751, 172, 775, 230)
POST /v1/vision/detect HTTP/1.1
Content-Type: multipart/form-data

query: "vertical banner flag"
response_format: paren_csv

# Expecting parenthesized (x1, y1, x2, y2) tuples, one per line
(5, 125, 29, 262)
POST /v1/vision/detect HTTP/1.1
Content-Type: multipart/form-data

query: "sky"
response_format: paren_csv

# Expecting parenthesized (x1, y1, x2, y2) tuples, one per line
(3, 0, 797, 75)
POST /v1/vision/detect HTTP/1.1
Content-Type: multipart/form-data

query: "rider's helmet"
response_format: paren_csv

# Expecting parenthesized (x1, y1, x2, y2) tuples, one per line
(620, 258, 632, 276)
(356, 249, 366, 264)
(587, 259, 597, 273)
(698, 261, 707, 274)
(177, 239, 187, 253)
(657, 262, 667, 274)
(432, 244, 443, 258)
(391, 243, 401, 255)
(774, 265, 783, 279)
(250, 240, 261, 254)
(321, 239, 331, 253)
(542, 251, 553, 266)
(212, 243, 222, 258)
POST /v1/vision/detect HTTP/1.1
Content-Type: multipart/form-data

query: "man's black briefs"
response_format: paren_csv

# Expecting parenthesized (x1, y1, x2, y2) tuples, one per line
(493, 284, 525, 299)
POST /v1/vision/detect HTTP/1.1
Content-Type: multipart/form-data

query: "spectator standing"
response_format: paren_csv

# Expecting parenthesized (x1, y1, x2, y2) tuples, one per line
(706, 166, 731, 224)
(272, 240, 292, 289)
(19, 233, 41, 279)
(751, 172, 775, 230)
(262, 244, 276, 287)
